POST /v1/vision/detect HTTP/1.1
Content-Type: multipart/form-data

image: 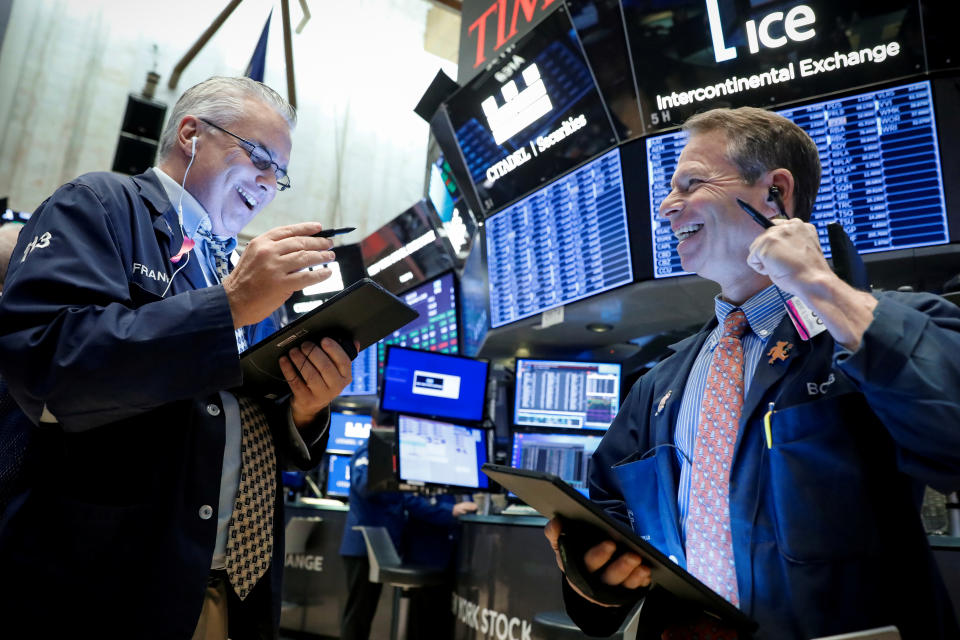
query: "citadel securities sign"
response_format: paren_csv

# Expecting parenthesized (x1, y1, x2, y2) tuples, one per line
(458, 0, 560, 84)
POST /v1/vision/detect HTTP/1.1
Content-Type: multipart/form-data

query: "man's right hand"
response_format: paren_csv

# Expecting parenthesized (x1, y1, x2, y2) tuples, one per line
(544, 517, 651, 607)
(223, 222, 336, 328)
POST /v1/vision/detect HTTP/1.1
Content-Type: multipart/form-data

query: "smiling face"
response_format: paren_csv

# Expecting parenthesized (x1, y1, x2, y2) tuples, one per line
(658, 130, 776, 303)
(187, 98, 291, 237)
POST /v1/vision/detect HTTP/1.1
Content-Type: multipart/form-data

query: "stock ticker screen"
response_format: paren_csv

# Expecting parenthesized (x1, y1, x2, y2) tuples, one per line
(510, 431, 604, 497)
(485, 148, 633, 327)
(647, 80, 949, 278)
(514, 359, 622, 431)
(376, 272, 459, 374)
(340, 345, 378, 396)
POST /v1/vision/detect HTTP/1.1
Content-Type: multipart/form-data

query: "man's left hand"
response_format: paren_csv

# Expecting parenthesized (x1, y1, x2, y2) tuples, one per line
(279, 338, 357, 428)
(747, 218, 877, 351)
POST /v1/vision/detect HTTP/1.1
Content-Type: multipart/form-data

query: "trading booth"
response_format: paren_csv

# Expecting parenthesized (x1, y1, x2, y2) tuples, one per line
(280, 0, 960, 638)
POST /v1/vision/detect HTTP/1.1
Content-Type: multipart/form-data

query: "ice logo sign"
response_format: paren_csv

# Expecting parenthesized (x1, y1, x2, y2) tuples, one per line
(706, 0, 817, 63)
(481, 63, 553, 145)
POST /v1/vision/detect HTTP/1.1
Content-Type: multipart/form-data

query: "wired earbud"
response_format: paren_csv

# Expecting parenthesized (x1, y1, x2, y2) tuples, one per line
(767, 185, 789, 219)
(163, 134, 199, 298)
(191, 136, 197, 158)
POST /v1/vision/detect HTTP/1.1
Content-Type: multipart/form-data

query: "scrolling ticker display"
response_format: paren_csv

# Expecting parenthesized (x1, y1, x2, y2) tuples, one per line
(647, 80, 949, 278)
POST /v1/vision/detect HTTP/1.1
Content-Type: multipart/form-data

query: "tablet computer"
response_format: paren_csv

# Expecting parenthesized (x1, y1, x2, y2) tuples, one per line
(240, 278, 418, 398)
(481, 463, 758, 633)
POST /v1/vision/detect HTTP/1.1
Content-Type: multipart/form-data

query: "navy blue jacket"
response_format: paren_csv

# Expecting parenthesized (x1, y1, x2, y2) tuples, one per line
(567, 292, 960, 639)
(0, 171, 329, 639)
(339, 440, 456, 562)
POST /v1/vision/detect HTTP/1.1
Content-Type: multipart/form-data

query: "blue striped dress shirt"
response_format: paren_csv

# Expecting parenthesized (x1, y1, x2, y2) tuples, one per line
(675, 284, 791, 538)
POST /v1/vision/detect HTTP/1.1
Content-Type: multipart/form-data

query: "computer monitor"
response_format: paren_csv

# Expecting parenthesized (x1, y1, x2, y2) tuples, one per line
(647, 79, 950, 279)
(396, 414, 489, 490)
(326, 411, 372, 455)
(514, 359, 622, 431)
(485, 147, 633, 328)
(340, 345, 378, 396)
(377, 271, 460, 374)
(510, 430, 604, 497)
(458, 234, 489, 358)
(381, 346, 489, 423)
(325, 453, 351, 498)
(445, 4, 618, 213)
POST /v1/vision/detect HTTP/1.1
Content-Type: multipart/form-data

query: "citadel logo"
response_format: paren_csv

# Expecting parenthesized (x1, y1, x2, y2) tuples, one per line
(481, 62, 552, 145)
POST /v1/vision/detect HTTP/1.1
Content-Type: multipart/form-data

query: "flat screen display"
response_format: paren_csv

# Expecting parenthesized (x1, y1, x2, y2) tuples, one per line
(647, 80, 949, 279)
(381, 346, 488, 423)
(377, 272, 459, 374)
(397, 414, 489, 490)
(340, 345, 378, 396)
(621, 0, 927, 134)
(326, 411, 373, 454)
(428, 156, 478, 266)
(359, 199, 456, 294)
(514, 359, 621, 431)
(326, 453, 351, 498)
(486, 148, 632, 328)
(510, 431, 604, 497)
(446, 4, 618, 212)
(459, 234, 489, 358)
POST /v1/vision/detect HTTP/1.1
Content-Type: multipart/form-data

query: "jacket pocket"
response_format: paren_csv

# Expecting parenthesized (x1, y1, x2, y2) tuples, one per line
(612, 449, 671, 556)
(766, 392, 883, 563)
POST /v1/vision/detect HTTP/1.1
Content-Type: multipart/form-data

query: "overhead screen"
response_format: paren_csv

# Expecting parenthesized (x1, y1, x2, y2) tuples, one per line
(459, 234, 490, 358)
(397, 415, 489, 490)
(514, 359, 622, 431)
(621, 0, 928, 134)
(340, 346, 378, 396)
(446, 4, 618, 213)
(510, 431, 603, 497)
(377, 271, 459, 373)
(381, 346, 488, 423)
(326, 411, 372, 454)
(647, 80, 950, 279)
(485, 147, 633, 328)
(326, 453, 351, 498)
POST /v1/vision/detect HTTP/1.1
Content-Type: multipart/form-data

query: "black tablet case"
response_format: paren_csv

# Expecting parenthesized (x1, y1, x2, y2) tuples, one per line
(481, 463, 758, 633)
(240, 278, 418, 398)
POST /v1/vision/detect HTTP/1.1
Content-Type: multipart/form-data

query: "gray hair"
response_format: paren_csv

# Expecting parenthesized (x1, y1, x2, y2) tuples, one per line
(156, 76, 297, 161)
(682, 107, 821, 222)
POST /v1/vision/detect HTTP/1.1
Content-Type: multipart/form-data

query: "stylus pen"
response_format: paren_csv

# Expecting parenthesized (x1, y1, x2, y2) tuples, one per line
(311, 226, 356, 238)
(736, 198, 774, 229)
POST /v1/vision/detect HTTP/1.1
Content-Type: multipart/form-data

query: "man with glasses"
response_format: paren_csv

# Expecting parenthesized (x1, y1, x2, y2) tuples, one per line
(0, 77, 353, 640)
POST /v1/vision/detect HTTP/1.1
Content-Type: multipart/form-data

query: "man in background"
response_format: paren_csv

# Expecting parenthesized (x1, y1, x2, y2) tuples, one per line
(546, 106, 960, 639)
(0, 77, 354, 639)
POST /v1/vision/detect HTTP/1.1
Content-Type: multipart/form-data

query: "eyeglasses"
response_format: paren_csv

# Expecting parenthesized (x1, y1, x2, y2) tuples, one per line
(198, 117, 291, 191)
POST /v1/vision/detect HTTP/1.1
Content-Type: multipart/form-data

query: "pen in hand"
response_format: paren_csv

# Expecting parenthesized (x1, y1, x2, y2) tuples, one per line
(311, 226, 356, 238)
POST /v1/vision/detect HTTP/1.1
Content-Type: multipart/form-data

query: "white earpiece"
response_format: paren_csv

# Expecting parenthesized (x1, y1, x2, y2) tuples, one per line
(191, 136, 198, 157)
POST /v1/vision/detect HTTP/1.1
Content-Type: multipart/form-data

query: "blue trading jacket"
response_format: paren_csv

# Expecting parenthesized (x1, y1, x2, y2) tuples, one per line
(0, 171, 328, 638)
(566, 292, 960, 640)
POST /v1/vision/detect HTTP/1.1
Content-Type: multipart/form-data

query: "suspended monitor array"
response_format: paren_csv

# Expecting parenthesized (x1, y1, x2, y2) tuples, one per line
(376, 271, 459, 374)
(445, 4, 618, 213)
(458, 234, 490, 358)
(510, 430, 604, 498)
(514, 358, 622, 431)
(359, 199, 455, 294)
(381, 346, 489, 423)
(340, 345, 378, 396)
(396, 414, 489, 490)
(621, 0, 929, 134)
(326, 411, 373, 455)
(325, 453, 351, 498)
(647, 79, 950, 279)
(485, 147, 633, 328)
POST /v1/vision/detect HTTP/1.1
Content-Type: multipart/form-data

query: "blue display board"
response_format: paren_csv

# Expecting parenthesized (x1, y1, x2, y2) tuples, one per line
(509, 431, 604, 497)
(340, 346, 378, 396)
(485, 148, 633, 327)
(647, 80, 949, 278)
(381, 346, 488, 423)
(326, 411, 372, 454)
(326, 453, 351, 498)
(397, 414, 489, 490)
(377, 272, 459, 374)
(514, 359, 621, 431)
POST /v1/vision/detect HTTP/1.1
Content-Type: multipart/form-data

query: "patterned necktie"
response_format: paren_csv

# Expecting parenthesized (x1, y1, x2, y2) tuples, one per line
(224, 396, 277, 600)
(193, 226, 247, 353)
(686, 309, 749, 607)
